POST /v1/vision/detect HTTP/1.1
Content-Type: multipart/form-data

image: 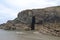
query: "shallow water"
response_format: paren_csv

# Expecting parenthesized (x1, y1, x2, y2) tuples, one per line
(0, 29, 60, 40)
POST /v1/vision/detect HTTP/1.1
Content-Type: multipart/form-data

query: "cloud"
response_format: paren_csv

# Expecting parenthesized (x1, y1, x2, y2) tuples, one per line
(0, 3, 17, 24)
(3, 0, 60, 13)
(0, 4, 17, 16)
(0, 4, 15, 15)
(4, 0, 60, 11)
(4, 0, 59, 8)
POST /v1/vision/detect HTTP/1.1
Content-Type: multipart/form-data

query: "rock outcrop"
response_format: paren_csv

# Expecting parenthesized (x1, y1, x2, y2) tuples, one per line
(0, 6, 60, 36)
(17, 6, 60, 24)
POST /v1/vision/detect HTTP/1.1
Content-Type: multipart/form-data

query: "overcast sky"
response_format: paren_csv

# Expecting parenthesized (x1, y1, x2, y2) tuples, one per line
(0, 0, 60, 24)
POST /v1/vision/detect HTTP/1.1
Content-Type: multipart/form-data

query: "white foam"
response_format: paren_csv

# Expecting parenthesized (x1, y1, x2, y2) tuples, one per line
(16, 32, 26, 35)
(33, 31, 40, 34)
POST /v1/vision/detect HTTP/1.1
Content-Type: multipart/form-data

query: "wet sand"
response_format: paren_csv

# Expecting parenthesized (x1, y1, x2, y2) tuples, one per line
(0, 29, 60, 40)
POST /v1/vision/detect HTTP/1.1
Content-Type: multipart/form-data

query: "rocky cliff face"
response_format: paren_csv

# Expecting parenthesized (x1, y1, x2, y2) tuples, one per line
(17, 6, 60, 24)
(0, 6, 60, 36)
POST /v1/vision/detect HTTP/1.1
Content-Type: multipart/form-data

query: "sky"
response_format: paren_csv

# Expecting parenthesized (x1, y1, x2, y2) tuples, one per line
(0, 0, 60, 24)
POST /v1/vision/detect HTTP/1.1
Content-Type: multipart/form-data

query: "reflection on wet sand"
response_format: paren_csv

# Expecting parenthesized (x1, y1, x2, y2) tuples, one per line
(0, 29, 60, 40)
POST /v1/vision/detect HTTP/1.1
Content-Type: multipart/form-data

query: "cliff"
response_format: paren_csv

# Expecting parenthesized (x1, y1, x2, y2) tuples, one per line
(0, 6, 60, 36)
